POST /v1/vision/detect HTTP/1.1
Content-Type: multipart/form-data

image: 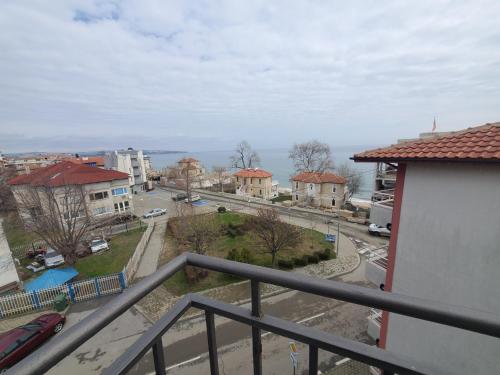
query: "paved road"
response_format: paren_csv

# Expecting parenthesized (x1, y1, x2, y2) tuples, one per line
(46, 189, 385, 374)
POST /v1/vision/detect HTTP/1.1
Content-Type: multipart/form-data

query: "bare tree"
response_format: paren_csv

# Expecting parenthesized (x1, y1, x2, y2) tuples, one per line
(13, 183, 113, 265)
(288, 140, 333, 173)
(0, 167, 17, 212)
(249, 208, 302, 268)
(177, 213, 220, 255)
(230, 141, 260, 169)
(336, 162, 362, 200)
(213, 166, 226, 192)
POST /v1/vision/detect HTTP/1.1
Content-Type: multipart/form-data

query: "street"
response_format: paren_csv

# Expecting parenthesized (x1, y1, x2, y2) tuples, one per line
(47, 188, 385, 374)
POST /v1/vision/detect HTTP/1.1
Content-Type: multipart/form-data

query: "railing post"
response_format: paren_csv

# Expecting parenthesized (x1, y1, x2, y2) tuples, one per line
(119, 271, 127, 289)
(31, 291, 41, 310)
(67, 283, 76, 303)
(205, 311, 219, 375)
(309, 345, 318, 375)
(251, 280, 262, 375)
(152, 338, 166, 375)
(94, 278, 101, 297)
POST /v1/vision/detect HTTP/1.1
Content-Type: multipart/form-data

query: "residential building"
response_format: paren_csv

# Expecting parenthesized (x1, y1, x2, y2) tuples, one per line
(64, 156, 105, 168)
(291, 171, 346, 209)
(353, 122, 500, 375)
(9, 161, 133, 221)
(2, 154, 65, 175)
(177, 157, 205, 178)
(143, 155, 152, 172)
(234, 168, 278, 199)
(105, 148, 147, 193)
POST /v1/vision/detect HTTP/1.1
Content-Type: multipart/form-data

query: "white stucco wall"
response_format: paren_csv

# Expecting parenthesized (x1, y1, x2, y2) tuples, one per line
(386, 162, 500, 375)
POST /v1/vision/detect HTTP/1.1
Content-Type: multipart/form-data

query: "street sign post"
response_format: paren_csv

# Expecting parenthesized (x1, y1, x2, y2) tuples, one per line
(289, 342, 299, 374)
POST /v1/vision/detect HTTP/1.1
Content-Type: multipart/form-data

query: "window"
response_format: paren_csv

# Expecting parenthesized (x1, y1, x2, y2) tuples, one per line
(296, 194, 299, 200)
(259, 189, 262, 195)
(124, 201, 130, 209)
(236, 177, 239, 182)
(332, 198, 336, 206)
(333, 184, 336, 193)
(89, 191, 109, 201)
(94, 207, 109, 215)
(111, 187, 127, 196)
(114, 203, 119, 213)
(63, 210, 84, 219)
(310, 184, 313, 190)
(259, 178, 262, 184)
(295, 182, 298, 189)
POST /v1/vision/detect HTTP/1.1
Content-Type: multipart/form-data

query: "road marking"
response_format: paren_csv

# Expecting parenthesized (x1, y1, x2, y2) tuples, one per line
(147, 355, 202, 374)
(261, 312, 325, 338)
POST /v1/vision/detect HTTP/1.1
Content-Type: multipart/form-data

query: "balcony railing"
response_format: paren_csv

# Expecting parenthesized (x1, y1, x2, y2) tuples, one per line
(8, 253, 500, 375)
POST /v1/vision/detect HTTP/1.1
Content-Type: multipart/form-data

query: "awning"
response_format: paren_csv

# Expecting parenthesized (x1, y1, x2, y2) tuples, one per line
(25, 267, 79, 292)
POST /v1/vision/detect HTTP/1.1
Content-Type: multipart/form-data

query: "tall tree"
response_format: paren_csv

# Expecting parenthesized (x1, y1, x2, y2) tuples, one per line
(249, 208, 302, 268)
(231, 141, 260, 169)
(212, 166, 226, 192)
(336, 162, 362, 200)
(288, 140, 333, 173)
(13, 183, 113, 265)
(0, 167, 17, 212)
(177, 213, 221, 255)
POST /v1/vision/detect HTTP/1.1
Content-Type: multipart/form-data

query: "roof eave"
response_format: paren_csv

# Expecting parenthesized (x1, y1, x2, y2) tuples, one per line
(351, 156, 500, 163)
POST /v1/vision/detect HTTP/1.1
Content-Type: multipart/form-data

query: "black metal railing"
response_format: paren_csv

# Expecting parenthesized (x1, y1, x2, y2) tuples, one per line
(8, 253, 500, 375)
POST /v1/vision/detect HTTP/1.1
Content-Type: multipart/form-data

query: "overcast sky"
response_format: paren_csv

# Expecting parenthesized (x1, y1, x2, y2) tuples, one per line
(1, 0, 500, 153)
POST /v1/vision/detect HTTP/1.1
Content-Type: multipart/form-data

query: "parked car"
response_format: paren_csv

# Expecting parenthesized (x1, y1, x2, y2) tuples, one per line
(43, 248, 65, 268)
(172, 193, 187, 201)
(89, 239, 109, 253)
(185, 194, 201, 203)
(26, 261, 46, 273)
(143, 208, 167, 218)
(0, 313, 65, 371)
(368, 223, 391, 237)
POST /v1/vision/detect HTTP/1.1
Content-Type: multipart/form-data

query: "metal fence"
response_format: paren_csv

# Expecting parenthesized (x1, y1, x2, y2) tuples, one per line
(9, 253, 500, 375)
(0, 273, 126, 319)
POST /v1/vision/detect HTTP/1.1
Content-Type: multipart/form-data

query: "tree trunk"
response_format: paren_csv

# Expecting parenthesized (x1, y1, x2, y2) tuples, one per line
(271, 251, 277, 268)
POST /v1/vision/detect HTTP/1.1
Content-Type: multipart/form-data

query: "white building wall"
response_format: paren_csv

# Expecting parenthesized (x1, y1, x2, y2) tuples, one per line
(105, 149, 147, 192)
(386, 162, 500, 375)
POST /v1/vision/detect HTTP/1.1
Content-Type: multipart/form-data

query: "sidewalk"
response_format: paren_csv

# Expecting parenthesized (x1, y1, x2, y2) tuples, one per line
(135, 221, 167, 279)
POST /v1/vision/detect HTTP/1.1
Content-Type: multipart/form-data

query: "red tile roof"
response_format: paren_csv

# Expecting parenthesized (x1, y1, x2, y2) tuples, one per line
(353, 123, 500, 163)
(234, 168, 273, 178)
(292, 171, 346, 184)
(63, 156, 105, 167)
(8, 161, 129, 187)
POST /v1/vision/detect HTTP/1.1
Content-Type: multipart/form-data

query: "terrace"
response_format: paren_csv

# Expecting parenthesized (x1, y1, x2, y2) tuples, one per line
(7, 253, 500, 375)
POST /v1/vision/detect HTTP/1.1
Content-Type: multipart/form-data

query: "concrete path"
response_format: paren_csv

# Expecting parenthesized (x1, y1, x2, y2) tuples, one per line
(135, 221, 167, 279)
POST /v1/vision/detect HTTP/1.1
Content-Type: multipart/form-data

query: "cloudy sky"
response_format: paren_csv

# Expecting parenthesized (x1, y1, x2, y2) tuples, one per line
(1, 0, 500, 153)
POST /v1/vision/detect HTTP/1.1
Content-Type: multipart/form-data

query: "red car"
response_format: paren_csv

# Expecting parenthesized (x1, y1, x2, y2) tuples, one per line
(0, 313, 65, 371)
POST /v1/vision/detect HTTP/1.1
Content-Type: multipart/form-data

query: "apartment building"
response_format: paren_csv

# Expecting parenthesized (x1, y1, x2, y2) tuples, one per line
(234, 168, 278, 200)
(105, 148, 147, 193)
(353, 122, 500, 375)
(64, 156, 105, 168)
(291, 171, 346, 209)
(9, 161, 133, 221)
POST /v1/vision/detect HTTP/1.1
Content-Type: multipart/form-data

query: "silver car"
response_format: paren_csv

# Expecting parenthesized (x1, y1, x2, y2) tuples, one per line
(143, 208, 167, 218)
(43, 248, 65, 268)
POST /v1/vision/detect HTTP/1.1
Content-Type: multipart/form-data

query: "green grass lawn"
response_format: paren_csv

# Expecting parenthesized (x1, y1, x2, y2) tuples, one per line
(271, 194, 292, 203)
(161, 212, 334, 295)
(75, 227, 146, 278)
(1, 211, 40, 249)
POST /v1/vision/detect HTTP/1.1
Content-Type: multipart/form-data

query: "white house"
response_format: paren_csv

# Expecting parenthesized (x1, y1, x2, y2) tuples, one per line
(105, 148, 147, 193)
(353, 122, 500, 375)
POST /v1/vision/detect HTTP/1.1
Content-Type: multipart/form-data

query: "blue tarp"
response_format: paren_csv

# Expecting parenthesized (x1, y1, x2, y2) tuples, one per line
(25, 267, 79, 292)
(191, 200, 209, 206)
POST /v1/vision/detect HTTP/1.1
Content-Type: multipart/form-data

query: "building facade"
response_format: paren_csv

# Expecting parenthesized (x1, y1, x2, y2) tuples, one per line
(291, 172, 346, 209)
(234, 168, 277, 199)
(353, 122, 500, 375)
(105, 148, 147, 193)
(9, 161, 133, 222)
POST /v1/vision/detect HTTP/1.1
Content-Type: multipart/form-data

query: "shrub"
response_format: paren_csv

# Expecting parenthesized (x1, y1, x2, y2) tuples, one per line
(318, 251, 329, 261)
(226, 248, 254, 264)
(307, 254, 319, 264)
(293, 257, 308, 267)
(226, 248, 239, 261)
(278, 259, 294, 269)
(217, 206, 227, 213)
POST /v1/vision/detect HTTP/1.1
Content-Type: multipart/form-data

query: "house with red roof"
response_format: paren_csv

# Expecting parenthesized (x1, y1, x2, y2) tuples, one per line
(9, 161, 133, 221)
(233, 168, 278, 200)
(291, 171, 347, 209)
(353, 122, 500, 375)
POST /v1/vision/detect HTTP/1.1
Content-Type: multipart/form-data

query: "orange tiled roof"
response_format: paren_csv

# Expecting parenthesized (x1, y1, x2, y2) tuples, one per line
(64, 156, 105, 166)
(234, 168, 272, 178)
(8, 161, 129, 187)
(292, 171, 346, 184)
(353, 123, 500, 163)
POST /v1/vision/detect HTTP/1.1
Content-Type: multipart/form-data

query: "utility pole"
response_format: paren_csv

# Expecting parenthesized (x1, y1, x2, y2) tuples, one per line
(337, 221, 340, 257)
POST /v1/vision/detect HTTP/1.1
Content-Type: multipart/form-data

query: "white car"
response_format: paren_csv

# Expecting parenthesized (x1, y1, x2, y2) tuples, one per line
(368, 223, 391, 237)
(26, 261, 46, 273)
(43, 248, 65, 268)
(185, 194, 201, 203)
(143, 208, 167, 218)
(89, 239, 109, 253)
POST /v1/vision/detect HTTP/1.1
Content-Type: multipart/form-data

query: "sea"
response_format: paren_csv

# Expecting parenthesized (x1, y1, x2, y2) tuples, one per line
(150, 146, 378, 200)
